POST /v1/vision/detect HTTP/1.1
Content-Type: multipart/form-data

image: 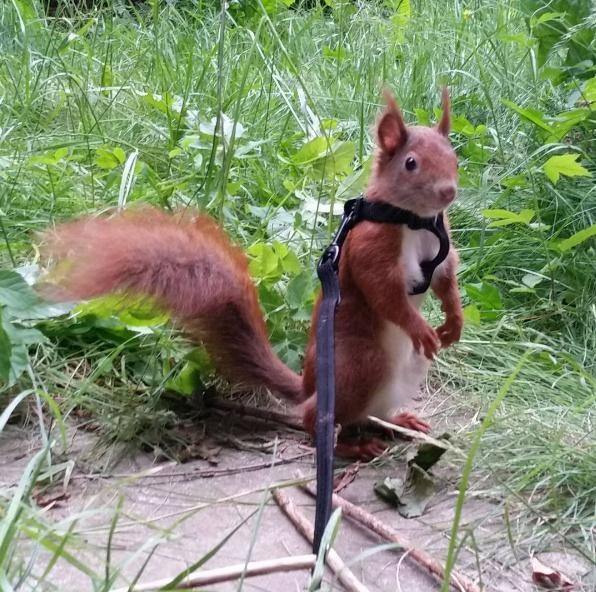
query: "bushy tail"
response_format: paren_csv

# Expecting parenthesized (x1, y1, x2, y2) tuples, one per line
(39, 206, 302, 401)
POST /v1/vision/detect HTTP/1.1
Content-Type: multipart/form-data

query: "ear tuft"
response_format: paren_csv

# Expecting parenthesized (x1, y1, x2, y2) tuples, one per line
(377, 89, 408, 155)
(437, 87, 451, 137)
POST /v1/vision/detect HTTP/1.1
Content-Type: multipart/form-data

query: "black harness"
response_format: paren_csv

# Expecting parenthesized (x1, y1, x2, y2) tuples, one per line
(312, 196, 450, 553)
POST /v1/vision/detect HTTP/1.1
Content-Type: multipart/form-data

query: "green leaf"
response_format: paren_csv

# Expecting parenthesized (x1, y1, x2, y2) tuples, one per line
(414, 108, 431, 126)
(0, 311, 11, 383)
(166, 361, 203, 396)
(291, 136, 331, 166)
(95, 148, 121, 170)
(555, 224, 596, 253)
(463, 304, 481, 325)
(501, 99, 553, 133)
(388, 0, 411, 40)
(286, 271, 314, 309)
(482, 208, 535, 227)
(336, 157, 372, 199)
(583, 76, 596, 103)
(322, 46, 348, 61)
(325, 141, 355, 177)
(247, 243, 280, 279)
(542, 153, 591, 185)
(279, 250, 302, 275)
(113, 146, 126, 164)
(496, 32, 536, 48)
(0, 313, 46, 386)
(530, 11, 565, 28)
(547, 108, 590, 142)
(74, 293, 167, 327)
(521, 273, 544, 288)
(465, 282, 502, 320)
(0, 270, 39, 313)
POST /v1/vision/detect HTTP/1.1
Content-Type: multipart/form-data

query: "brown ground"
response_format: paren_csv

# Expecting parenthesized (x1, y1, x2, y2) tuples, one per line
(1, 395, 592, 591)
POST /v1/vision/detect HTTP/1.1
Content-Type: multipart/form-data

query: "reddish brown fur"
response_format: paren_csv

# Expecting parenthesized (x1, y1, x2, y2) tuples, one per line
(40, 89, 463, 459)
(40, 206, 301, 400)
(301, 90, 463, 447)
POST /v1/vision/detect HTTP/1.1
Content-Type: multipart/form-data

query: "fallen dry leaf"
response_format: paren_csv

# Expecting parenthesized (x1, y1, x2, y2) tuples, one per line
(33, 490, 70, 509)
(531, 556, 574, 590)
(333, 462, 360, 493)
(374, 465, 435, 518)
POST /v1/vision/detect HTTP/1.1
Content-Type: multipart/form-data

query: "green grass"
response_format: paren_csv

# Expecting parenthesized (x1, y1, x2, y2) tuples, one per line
(1, 0, 595, 589)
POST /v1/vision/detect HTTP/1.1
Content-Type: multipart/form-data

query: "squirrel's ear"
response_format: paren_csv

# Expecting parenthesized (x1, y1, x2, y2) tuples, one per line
(437, 87, 451, 137)
(377, 89, 408, 155)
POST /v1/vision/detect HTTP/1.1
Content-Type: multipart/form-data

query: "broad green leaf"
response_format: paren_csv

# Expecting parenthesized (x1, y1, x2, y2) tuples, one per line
(286, 271, 314, 308)
(279, 250, 301, 275)
(113, 146, 126, 165)
(247, 243, 280, 279)
(501, 99, 553, 133)
(555, 224, 596, 253)
(465, 282, 502, 320)
(74, 293, 168, 327)
(450, 114, 476, 136)
(326, 141, 355, 176)
(530, 11, 564, 28)
(463, 304, 480, 325)
(542, 153, 591, 184)
(0, 270, 39, 312)
(1, 314, 46, 386)
(500, 175, 528, 189)
(0, 311, 11, 383)
(497, 32, 536, 48)
(547, 108, 590, 142)
(414, 108, 431, 126)
(95, 148, 121, 170)
(336, 157, 372, 199)
(291, 136, 330, 166)
(389, 0, 411, 41)
(482, 208, 535, 227)
(522, 273, 544, 288)
(322, 46, 348, 61)
(583, 77, 596, 103)
(166, 361, 203, 396)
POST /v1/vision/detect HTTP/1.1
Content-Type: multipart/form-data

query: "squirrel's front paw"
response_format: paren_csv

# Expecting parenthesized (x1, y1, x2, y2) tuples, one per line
(409, 317, 440, 360)
(437, 314, 463, 348)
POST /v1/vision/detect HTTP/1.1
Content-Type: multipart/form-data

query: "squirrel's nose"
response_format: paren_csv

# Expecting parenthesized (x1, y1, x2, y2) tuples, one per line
(437, 184, 456, 204)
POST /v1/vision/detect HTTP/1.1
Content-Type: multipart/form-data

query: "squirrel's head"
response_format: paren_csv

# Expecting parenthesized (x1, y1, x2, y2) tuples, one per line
(366, 88, 458, 218)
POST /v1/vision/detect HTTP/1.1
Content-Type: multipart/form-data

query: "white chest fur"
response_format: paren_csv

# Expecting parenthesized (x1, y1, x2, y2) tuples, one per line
(365, 227, 441, 420)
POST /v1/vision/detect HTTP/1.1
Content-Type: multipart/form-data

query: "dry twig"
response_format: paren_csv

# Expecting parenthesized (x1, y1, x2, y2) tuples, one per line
(111, 554, 316, 591)
(272, 488, 370, 592)
(303, 483, 480, 592)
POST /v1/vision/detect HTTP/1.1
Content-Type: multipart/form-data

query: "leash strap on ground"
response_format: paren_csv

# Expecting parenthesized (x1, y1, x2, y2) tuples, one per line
(313, 257, 340, 553)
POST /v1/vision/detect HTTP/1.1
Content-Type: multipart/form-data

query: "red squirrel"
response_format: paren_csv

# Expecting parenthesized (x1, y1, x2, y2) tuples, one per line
(40, 89, 463, 459)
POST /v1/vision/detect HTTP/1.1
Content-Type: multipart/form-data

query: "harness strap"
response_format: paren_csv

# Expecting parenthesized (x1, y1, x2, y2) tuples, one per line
(312, 196, 450, 554)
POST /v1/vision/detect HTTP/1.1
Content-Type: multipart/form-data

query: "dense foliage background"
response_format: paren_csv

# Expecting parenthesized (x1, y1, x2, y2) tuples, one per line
(0, 0, 594, 587)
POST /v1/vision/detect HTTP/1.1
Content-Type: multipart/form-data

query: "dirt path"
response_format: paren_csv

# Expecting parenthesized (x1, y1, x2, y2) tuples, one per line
(1, 402, 590, 591)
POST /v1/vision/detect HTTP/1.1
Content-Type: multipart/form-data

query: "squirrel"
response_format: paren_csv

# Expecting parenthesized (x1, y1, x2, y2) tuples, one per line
(40, 89, 463, 459)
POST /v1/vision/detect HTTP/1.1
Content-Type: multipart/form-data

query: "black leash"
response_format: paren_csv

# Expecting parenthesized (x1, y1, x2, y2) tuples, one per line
(312, 196, 450, 553)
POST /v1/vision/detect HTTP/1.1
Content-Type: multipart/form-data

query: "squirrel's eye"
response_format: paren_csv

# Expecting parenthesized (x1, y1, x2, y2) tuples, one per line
(405, 156, 417, 171)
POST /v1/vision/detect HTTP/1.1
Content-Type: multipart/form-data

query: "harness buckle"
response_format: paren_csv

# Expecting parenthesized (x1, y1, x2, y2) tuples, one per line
(317, 197, 364, 274)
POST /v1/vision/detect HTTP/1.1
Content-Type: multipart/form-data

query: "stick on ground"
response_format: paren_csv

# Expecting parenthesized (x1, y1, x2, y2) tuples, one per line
(272, 488, 370, 592)
(112, 554, 316, 592)
(302, 483, 480, 592)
